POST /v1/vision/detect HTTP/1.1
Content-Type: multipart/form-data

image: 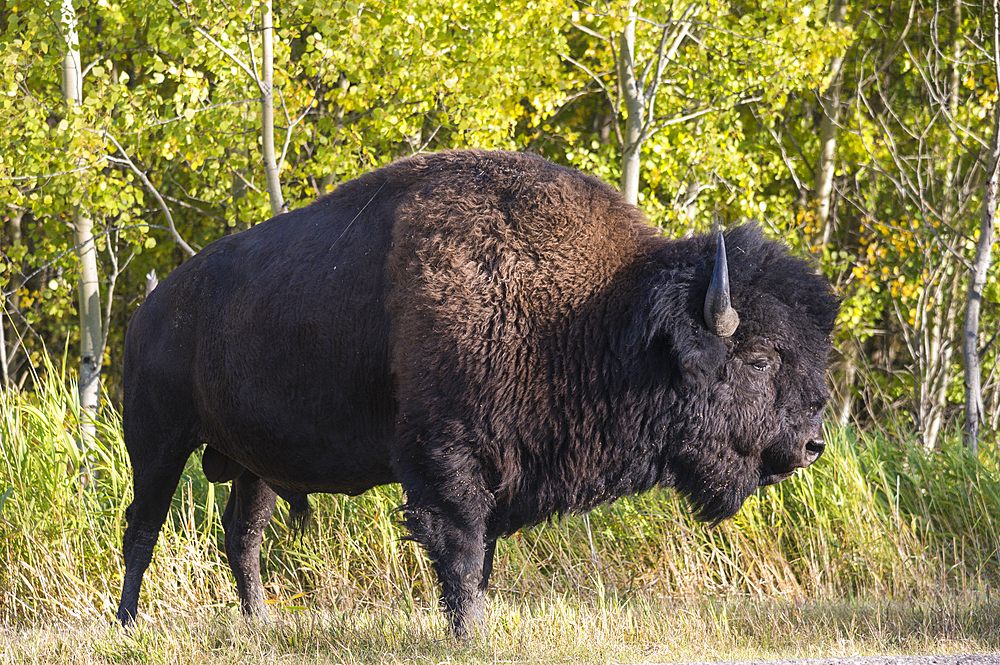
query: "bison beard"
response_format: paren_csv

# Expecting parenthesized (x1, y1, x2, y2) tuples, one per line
(115, 150, 838, 639)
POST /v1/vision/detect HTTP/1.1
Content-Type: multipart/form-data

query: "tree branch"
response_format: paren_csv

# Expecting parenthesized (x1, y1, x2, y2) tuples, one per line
(102, 133, 196, 257)
(559, 52, 624, 149)
(566, 19, 609, 43)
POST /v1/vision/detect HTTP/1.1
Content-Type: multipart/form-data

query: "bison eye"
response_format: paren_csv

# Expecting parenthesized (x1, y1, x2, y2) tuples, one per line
(741, 338, 779, 373)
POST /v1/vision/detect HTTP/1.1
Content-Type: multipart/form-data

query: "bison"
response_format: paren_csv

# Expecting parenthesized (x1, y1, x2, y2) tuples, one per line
(115, 150, 838, 638)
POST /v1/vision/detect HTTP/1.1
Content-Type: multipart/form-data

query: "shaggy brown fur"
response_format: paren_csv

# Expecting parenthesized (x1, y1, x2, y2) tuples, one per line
(115, 150, 838, 639)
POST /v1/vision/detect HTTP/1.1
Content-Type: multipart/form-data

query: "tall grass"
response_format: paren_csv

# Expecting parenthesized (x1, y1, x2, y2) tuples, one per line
(1, 367, 998, 628)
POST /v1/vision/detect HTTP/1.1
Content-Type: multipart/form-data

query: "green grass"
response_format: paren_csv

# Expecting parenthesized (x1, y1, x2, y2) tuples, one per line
(1, 367, 999, 661)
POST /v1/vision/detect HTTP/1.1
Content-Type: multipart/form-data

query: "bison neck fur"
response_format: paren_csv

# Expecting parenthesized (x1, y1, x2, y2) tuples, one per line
(118, 150, 837, 637)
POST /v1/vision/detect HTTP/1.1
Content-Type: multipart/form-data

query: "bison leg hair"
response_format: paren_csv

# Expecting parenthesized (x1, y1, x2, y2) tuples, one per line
(222, 471, 278, 618)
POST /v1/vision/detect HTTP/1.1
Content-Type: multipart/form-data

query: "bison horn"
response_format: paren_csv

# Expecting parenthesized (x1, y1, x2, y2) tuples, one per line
(704, 233, 740, 338)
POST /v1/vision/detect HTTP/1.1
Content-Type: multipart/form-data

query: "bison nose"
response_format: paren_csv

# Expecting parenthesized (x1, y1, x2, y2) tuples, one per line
(802, 438, 825, 467)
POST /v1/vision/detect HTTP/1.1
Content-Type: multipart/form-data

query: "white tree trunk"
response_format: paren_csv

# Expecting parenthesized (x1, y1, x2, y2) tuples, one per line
(60, 0, 82, 104)
(618, 0, 643, 206)
(916, 269, 961, 450)
(61, 0, 102, 454)
(261, 0, 284, 217)
(964, 162, 997, 454)
(2, 211, 23, 390)
(815, 0, 848, 242)
(74, 206, 102, 440)
(944, 0, 964, 200)
(963, 0, 1000, 454)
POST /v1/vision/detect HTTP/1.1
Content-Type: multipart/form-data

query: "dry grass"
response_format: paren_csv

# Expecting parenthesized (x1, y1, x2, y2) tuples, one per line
(2, 593, 998, 664)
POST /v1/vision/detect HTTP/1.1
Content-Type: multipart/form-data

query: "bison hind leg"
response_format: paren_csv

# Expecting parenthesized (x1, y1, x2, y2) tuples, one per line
(222, 471, 278, 619)
(116, 433, 196, 626)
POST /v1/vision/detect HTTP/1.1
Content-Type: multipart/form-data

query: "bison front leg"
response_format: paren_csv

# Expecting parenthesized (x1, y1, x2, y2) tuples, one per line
(403, 486, 493, 640)
(410, 508, 489, 639)
(222, 471, 278, 618)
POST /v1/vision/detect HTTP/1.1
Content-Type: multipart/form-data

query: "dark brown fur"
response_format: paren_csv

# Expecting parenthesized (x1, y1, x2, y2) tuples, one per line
(115, 150, 838, 638)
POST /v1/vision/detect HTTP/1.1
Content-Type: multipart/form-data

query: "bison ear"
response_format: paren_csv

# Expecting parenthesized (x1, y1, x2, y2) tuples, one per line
(624, 277, 727, 388)
(673, 329, 727, 388)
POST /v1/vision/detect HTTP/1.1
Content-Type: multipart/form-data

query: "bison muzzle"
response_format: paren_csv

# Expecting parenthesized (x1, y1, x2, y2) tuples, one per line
(115, 150, 838, 638)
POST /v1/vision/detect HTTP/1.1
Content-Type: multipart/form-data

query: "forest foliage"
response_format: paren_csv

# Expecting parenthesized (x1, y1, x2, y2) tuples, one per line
(1, 0, 999, 448)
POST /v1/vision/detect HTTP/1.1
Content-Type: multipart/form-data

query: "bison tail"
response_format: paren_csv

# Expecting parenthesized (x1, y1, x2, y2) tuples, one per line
(274, 489, 312, 541)
(289, 496, 313, 538)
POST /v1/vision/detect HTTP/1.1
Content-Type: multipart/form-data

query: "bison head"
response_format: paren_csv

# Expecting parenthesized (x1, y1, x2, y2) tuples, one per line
(630, 225, 838, 524)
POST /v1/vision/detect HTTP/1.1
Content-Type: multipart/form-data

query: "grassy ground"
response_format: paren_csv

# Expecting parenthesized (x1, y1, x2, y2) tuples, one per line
(3, 593, 998, 664)
(1, 370, 999, 662)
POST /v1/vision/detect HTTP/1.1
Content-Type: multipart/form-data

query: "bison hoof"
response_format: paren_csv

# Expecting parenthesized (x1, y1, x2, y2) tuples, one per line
(115, 608, 137, 628)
